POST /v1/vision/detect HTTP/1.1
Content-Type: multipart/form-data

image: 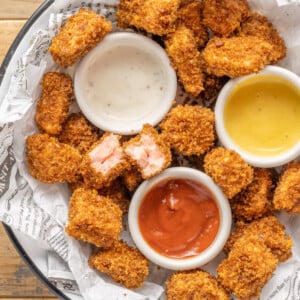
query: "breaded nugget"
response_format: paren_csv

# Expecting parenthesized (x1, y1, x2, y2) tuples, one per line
(165, 25, 204, 96)
(81, 132, 129, 189)
(122, 166, 143, 192)
(66, 188, 122, 248)
(98, 178, 130, 214)
(58, 113, 100, 154)
(166, 270, 230, 300)
(123, 124, 171, 179)
(224, 216, 293, 262)
(238, 13, 286, 63)
(273, 161, 300, 213)
(35, 72, 73, 135)
(26, 134, 81, 183)
(230, 168, 273, 221)
(178, 1, 209, 48)
(89, 240, 149, 289)
(217, 235, 278, 300)
(202, 36, 273, 78)
(116, 0, 180, 36)
(204, 147, 254, 199)
(202, 0, 250, 37)
(49, 8, 112, 67)
(201, 73, 229, 101)
(160, 105, 215, 156)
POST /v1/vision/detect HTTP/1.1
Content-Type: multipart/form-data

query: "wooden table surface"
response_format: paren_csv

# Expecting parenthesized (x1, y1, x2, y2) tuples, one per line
(1, 0, 58, 299)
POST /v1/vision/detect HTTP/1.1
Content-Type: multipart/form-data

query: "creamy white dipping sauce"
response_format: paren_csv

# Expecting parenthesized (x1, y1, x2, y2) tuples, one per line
(83, 45, 167, 120)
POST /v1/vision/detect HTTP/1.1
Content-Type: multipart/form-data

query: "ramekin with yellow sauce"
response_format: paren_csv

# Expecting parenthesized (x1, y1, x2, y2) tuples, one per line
(215, 66, 300, 168)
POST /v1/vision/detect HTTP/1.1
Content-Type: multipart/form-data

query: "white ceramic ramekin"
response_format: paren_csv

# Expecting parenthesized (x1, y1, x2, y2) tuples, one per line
(128, 167, 232, 270)
(215, 65, 300, 168)
(74, 32, 177, 135)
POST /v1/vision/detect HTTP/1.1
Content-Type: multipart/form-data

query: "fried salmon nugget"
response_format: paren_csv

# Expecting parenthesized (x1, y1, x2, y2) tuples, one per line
(178, 1, 209, 48)
(166, 270, 230, 300)
(122, 166, 143, 192)
(204, 147, 253, 199)
(202, 36, 273, 78)
(35, 72, 73, 135)
(224, 216, 293, 262)
(273, 161, 300, 213)
(89, 240, 149, 289)
(98, 178, 130, 214)
(160, 105, 215, 156)
(49, 8, 112, 67)
(238, 13, 286, 63)
(116, 0, 180, 36)
(217, 235, 278, 300)
(58, 113, 100, 154)
(123, 124, 171, 179)
(26, 134, 81, 183)
(66, 188, 122, 248)
(165, 25, 204, 96)
(202, 0, 250, 37)
(81, 132, 129, 189)
(230, 168, 273, 221)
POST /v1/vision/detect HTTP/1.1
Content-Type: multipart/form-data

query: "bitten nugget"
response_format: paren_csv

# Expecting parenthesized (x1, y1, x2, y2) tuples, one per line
(202, 36, 273, 78)
(98, 179, 130, 214)
(124, 124, 171, 179)
(166, 270, 230, 300)
(230, 168, 273, 221)
(165, 25, 204, 96)
(49, 8, 112, 67)
(178, 1, 209, 48)
(238, 13, 286, 63)
(35, 72, 73, 135)
(89, 240, 149, 289)
(204, 147, 254, 199)
(224, 216, 293, 262)
(273, 161, 300, 213)
(81, 132, 129, 189)
(116, 0, 180, 36)
(160, 105, 215, 156)
(202, 0, 250, 37)
(58, 113, 100, 154)
(26, 134, 81, 183)
(66, 188, 122, 248)
(217, 235, 278, 300)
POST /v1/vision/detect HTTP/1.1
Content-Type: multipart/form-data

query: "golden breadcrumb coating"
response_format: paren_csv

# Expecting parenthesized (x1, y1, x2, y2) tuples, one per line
(35, 72, 73, 135)
(122, 166, 143, 192)
(166, 270, 230, 300)
(238, 13, 286, 63)
(49, 8, 112, 67)
(26, 134, 81, 183)
(160, 105, 215, 156)
(230, 168, 273, 221)
(202, 36, 273, 78)
(201, 73, 229, 101)
(81, 132, 129, 189)
(66, 188, 122, 248)
(224, 216, 293, 262)
(89, 240, 149, 289)
(98, 179, 130, 214)
(178, 1, 209, 48)
(165, 25, 204, 96)
(204, 147, 254, 199)
(273, 161, 300, 213)
(116, 0, 180, 36)
(202, 0, 250, 37)
(58, 113, 100, 154)
(217, 235, 278, 300)
(123, 124, 171, 179)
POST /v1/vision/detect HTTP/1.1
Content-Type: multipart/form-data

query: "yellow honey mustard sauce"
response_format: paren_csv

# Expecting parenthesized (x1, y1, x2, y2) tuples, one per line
(224, 74, 300, 156)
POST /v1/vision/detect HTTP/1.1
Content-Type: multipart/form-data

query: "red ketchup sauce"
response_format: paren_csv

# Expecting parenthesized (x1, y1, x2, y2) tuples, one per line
(138, 178, 220, 259)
